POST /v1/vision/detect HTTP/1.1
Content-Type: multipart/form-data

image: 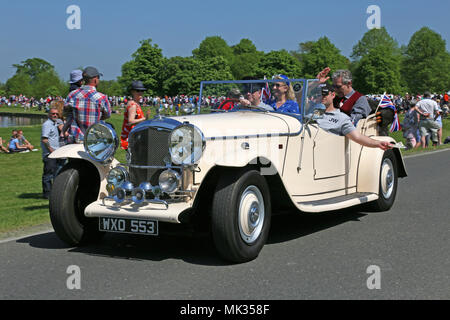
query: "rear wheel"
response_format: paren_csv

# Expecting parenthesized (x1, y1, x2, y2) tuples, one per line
(367, 150, 398, 212)
(49, 163, 103, 246)
(211, 169, 271, 263)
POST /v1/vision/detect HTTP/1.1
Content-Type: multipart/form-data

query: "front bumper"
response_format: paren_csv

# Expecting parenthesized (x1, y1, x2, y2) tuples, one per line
(84, 200, 192, 223)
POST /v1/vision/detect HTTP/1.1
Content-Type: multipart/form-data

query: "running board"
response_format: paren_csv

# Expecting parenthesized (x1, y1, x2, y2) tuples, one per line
(296, 192, 378, 213)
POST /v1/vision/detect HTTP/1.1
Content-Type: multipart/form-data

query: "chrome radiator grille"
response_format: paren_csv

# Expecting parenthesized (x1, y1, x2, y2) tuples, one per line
(128, 127, 171, 186)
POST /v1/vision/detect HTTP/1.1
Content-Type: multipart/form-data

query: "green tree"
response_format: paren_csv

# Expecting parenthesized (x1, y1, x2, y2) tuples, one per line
(230, 39, 263, 79)
(160, 56, 201, 96)
(12, 58, 55, 81)
(5, 57, 66, 98)
(351, 27, 400, 61)
(254, 50, 302, 79)
(5, 73, 33, 97)
(160, 56, 234, 96)
(0, 82, 6, 97)
(32, 70, 68, 98)
(291, 36, 350, 79)
(192, 36, 234, 65)
(119, 39, 165, 96)
(402, 27, 450, 93)
(353, 47, 403, 94)
(351, 28, 403, 94)
(97, 80, 124, 97)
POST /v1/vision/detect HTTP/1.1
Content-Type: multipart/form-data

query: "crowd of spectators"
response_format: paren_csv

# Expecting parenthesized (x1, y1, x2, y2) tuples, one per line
(367, 92, 449, 149)
(0, 94, 64, 112)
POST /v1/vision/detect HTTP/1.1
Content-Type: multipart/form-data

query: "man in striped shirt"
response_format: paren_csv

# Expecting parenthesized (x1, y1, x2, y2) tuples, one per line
(65, 66, 111, 142)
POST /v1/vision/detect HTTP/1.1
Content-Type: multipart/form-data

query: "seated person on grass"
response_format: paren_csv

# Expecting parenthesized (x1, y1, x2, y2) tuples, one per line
(18, 130, 36, 151)
(0, 137, 10, 153)
(8, 133, 29, 153)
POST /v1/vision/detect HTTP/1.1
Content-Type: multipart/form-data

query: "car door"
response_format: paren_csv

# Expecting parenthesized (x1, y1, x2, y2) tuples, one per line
(312, 127, 350, 180)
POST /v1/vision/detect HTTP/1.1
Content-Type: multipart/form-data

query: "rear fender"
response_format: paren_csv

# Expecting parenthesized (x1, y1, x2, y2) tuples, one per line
(357, 147, 385, 194)
(357, 136, 407, 194)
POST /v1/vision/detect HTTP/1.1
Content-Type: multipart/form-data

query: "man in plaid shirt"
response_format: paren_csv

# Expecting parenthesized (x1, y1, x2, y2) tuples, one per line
(65, 66, 111, 142)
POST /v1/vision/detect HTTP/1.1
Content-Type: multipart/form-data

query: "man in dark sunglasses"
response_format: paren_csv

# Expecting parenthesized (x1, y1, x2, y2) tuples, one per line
(41, 108, 65, 199)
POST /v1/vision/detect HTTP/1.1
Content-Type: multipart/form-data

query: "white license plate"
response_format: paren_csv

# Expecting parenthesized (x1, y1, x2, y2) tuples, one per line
(99, 217, 158, 236)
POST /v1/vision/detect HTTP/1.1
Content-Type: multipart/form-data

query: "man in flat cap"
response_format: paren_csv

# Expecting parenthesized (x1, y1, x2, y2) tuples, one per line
(64, 66, 111, 142)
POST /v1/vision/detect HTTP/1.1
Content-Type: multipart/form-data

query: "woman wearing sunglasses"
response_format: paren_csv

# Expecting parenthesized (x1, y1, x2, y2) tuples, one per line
(270, 74, 299, 114)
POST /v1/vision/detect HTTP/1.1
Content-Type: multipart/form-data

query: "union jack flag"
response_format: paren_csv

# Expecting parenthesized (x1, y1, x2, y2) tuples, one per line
(379, 94, 401, 132)
(261, 76, 272, 103)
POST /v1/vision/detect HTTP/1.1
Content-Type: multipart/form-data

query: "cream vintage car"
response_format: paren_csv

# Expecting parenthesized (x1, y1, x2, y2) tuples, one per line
(49, 79, 407, 263)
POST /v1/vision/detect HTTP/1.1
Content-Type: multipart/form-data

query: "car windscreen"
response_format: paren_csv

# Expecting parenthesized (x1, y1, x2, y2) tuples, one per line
(194, 79, 306, 121)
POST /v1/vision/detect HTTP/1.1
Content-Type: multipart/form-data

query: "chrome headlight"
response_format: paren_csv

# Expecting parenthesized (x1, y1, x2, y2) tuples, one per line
(169, 124, 205, 165)
(159, 169, 181, 193)
(84, 123, 118, 163)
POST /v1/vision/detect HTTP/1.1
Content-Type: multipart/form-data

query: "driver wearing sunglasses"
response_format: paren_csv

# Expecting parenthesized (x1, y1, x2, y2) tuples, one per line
(239, 82, 274, 111)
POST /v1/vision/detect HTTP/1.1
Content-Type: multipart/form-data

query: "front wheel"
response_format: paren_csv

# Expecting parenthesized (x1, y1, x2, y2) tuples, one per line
(367, 150, 398, 212)
(49, 164, 103, 246)
(211, 169, 271, 263)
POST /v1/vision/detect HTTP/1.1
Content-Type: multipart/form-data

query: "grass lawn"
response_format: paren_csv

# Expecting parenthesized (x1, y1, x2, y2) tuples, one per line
(0, 105, 449, 236)
(0, 107, 128, 236)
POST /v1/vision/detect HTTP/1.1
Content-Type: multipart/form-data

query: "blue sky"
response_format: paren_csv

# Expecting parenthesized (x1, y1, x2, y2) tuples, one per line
(0, 0, 449, 83)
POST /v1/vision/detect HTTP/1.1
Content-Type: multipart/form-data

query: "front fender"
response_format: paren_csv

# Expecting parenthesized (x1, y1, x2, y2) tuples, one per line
(49, 144, 119, 196)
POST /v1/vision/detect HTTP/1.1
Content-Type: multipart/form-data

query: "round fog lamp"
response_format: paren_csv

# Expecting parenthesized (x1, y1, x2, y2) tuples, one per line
(107, 166, 128, 188)
(114, 181, 134, 203)
(132, 188, 145, 204)
(159, 170, 181, 194)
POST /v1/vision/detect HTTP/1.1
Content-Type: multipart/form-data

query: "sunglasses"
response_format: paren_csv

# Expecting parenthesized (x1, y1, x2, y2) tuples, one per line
(50, 112, 59, 115)
(332, 84, 343, 89)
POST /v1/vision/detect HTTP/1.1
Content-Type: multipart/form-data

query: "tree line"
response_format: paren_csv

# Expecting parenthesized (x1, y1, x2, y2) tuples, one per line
(1, 26, 448, 99)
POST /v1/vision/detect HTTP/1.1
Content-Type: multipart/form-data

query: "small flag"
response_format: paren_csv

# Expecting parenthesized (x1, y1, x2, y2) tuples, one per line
(379, 94, 401, 132)
(261, 76, 272, 103)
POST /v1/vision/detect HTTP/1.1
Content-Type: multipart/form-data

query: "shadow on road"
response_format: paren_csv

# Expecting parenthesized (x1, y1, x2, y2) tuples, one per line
(16, 208, 367, 266)
(268, 208, 367, 244)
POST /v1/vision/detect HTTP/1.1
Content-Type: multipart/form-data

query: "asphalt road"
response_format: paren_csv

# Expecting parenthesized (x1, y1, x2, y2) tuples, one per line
(1, 150, 449, 300)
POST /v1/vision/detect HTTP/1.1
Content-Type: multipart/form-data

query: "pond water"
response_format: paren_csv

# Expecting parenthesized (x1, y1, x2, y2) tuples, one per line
(0, 114, 47, 128)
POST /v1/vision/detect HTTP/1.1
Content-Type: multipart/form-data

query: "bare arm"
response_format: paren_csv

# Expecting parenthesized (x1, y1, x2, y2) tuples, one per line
(41, 138, 54, 153)
(127, 103, 146, 125)
(346, 130, 391, 150)
(316, 67, 331, 83)
(15, 141, 28, 150)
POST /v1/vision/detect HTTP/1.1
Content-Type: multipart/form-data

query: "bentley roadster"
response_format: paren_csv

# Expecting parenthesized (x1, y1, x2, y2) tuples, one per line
(49, 79, 407, 263)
